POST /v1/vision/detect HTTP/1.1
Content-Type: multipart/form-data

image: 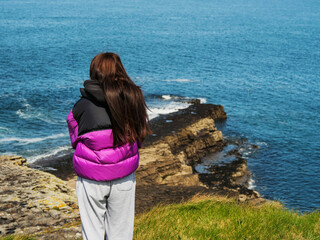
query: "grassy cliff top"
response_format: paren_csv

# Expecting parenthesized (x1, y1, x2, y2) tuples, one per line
(134, 194, 320, 240)
(3, 195, 319, 240)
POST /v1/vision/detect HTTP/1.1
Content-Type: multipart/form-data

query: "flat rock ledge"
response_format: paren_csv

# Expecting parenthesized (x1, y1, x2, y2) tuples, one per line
(0, 155, 81, 239)
(0, 102, 265, 239)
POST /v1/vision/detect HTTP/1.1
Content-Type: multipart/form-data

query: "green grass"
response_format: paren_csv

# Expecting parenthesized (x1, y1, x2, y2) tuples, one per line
(2, 195, 319, 240)
(133, 195, 320, 240)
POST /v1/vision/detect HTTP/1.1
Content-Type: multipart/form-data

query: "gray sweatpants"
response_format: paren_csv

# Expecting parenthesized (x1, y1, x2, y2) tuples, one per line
(76, 172, 136, 240)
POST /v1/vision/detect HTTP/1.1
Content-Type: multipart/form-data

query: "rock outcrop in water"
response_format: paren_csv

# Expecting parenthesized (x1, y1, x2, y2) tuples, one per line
(0, 101, 265, 239)
(134, 102, 263, 213)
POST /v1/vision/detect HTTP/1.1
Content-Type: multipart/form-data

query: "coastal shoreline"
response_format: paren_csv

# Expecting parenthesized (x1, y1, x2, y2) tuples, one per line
(33, 100, 264, 212)
(0, 100, 265, 238)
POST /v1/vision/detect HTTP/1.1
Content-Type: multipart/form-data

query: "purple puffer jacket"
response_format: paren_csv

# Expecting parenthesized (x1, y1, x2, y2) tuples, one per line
(67, 110, 139, 181)
(66, 80, 139, 181)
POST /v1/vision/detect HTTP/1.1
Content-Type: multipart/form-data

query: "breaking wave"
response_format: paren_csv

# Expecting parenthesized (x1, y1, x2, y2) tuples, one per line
(0, 133, 67, 145)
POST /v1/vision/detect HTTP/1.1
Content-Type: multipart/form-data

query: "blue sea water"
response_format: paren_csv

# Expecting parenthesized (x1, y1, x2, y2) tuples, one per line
(0, 0, 319, 212)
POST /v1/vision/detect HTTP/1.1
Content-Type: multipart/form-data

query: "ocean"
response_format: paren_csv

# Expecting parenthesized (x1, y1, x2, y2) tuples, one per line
(0, 0, 319, 212)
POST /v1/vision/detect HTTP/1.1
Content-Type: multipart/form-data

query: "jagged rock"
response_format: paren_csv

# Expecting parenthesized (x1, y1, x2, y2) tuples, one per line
(8, 155, 28, 166)
(253, 190, 261, 198)
(137, 107, 225, 186)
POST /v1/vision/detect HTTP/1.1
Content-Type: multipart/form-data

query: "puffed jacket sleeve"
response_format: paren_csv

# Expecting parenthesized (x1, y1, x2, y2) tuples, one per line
(66, 110, 79, 149)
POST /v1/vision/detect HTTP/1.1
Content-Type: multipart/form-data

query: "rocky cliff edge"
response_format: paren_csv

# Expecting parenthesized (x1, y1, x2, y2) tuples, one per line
(0, 101, 265, 239)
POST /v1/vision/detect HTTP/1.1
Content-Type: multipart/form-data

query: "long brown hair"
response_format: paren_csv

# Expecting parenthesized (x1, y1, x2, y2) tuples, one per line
(90, 52, 151, 146)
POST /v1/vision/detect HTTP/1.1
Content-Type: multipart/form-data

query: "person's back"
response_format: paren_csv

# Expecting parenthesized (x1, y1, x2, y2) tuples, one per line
(67, 52, 151, 240)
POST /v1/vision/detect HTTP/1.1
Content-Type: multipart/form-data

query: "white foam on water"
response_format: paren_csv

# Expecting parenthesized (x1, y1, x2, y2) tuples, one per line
(0, 127, 9, 132)
(16, 109, 40, 119)
(248, 176, 256, 190)
(148, 101, 191, 120)
(0, 133, 67, 145)
(161, 95, 207, 103)
(161, 95, 186, 100)
(163, 79, 200, 82)
(161, 95, 207, 104)
(16, 109, 60, 124)
(147, 111, 159, 120)
(255, 141, 268, 147)
(198, 98, 207, 103)
(16, 98, 62, 124)
(162, 95, 172, 100)
(27, 145, 72, 163)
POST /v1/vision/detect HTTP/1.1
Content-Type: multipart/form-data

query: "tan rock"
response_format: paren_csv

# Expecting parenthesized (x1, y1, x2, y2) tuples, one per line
(238, 194, 247, 202)
(0, 155, 80, 238)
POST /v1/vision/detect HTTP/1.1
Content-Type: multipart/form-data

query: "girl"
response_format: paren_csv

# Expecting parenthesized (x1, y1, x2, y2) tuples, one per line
(67, 52, 151, 240)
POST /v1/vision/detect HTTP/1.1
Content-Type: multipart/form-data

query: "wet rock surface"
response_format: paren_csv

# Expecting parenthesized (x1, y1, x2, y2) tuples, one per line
(0, 102, 265, 239)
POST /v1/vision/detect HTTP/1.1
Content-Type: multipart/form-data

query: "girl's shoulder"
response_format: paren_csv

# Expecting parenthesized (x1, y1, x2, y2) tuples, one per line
(72, 97, 112, 136)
